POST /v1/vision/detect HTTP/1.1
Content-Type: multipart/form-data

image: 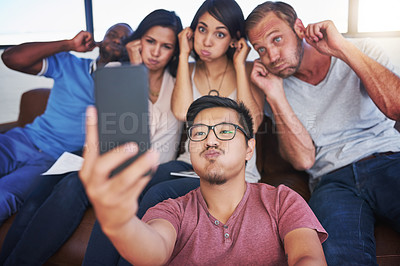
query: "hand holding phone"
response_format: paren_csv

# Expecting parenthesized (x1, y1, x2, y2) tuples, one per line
(93, 64, 151, 176)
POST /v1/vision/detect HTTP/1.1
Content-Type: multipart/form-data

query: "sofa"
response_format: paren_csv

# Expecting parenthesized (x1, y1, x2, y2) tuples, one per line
(0, 88, 399, 265)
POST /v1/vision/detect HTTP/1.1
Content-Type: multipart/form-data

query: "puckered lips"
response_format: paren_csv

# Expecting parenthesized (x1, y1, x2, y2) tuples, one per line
(274, 63, 288, 71)
(148, 58, 159, 65)
(200, 49, 211, 57)
(202, 148, 223, 160)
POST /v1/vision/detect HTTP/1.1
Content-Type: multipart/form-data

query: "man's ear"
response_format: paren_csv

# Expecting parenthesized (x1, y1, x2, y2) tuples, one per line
(245, 138, 256, 161)
(293, 18, 306, 39)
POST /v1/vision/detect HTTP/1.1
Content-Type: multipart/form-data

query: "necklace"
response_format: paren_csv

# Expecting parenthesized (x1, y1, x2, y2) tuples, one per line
(149, 90, 159, 97)
(204, 60, 229, 96)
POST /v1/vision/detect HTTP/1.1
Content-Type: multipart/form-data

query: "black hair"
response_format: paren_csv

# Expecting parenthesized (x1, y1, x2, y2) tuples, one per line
(186, 95, 254, 140)
(190, 0, 246, 61)
(106, 23, 133, 36)
(121, 9, 183, 77)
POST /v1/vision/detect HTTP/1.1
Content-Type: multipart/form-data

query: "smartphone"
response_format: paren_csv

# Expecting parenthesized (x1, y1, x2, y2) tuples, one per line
(93, 64, 150, 176)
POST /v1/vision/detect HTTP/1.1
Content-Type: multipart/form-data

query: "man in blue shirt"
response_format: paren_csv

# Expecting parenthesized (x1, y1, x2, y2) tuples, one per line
(0, 23, 133, 225)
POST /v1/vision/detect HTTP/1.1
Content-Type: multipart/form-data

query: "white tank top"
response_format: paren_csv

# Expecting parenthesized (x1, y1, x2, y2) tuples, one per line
(177, 64, 261, 183)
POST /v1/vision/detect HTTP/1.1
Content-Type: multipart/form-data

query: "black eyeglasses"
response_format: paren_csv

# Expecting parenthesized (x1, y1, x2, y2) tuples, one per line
(187, 122, 251, 142)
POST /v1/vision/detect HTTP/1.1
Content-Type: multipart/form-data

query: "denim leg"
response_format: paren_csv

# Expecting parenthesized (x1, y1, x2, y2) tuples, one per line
(138, 160, 193, 202)
(0, 127, 40, 176)
(0, 173, 66, 265)
(0, 128, 57, 225)
(309, 166, 377, 266)
(83, 221, 137, 266)
(0, 153, 55, 225)
(138, 178, 200, 218)
(82, 221, 121, 266)
(3, 172, 90, 266)
(357, 152, 400, 232)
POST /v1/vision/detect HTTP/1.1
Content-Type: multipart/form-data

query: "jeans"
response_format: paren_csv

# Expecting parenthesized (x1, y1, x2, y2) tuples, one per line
(137, 177, 200, 218)
(309, 152, 400, 266)
(0, 171, 89, 265)
(83, 160, 195, 266)
(0, 128, 56, 225)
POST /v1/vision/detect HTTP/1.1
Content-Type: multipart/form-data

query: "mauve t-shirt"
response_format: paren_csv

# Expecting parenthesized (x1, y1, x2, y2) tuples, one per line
(142, 183, 327, 265)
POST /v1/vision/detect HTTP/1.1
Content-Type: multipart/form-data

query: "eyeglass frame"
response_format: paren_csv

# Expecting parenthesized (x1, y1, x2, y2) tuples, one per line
(186, 122, 251, 142)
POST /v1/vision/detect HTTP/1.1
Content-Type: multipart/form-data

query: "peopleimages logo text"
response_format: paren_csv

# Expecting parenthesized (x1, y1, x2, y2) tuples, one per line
(99, 112, 150, 135)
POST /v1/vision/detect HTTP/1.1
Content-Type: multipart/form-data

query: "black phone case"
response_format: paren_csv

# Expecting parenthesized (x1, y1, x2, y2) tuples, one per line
(94, 64, 150, 176)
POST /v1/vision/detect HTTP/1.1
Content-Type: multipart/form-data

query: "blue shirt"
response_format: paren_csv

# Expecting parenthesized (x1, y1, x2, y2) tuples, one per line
(24, 52, 95, 159)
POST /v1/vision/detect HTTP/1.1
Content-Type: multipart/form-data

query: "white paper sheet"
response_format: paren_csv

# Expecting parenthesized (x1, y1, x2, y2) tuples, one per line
(170, 171, 199, 178)
(42, 152, 84, 175)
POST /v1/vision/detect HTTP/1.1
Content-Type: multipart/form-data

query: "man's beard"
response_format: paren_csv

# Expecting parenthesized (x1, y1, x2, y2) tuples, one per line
(204, 172, 227, 185)
(270, 37, 304, 79)
(199, 147, 227, 185)
(100, 46, 123, 62)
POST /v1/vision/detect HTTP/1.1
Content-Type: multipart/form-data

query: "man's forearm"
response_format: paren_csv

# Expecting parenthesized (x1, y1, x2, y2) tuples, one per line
(341, 41, 400, 120)
(103, 217, 175, 265)
(236, 63, 263, 132)
(171, 56, 193, 121)
(1, 40, 73, 74)
(269, 96, 315, 170)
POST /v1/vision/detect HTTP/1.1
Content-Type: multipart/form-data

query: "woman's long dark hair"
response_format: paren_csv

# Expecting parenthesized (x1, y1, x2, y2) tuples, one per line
(190, 0, 246, 61)
(122, 9, 183, 77)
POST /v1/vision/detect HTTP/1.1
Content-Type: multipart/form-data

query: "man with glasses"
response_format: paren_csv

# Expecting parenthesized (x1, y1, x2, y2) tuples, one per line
(79, 95, 328, 265)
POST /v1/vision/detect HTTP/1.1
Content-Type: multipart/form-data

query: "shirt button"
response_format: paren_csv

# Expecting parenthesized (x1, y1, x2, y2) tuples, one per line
(223, 225, 228, 229)
(224, 233, 230, 239)
(214, 220, 220, 225)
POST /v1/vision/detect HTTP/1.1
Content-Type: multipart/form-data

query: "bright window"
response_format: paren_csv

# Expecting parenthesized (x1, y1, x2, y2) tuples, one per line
(92, 0, 349, 40)
(0, 0, 399, 46)
(92, 0, 204, 41)
(285, 0, 348, 33)
(358, 0, 400, 32)
(0, 0, 85, 45)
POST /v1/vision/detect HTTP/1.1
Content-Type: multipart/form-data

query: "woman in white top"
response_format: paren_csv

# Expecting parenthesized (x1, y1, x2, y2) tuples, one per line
(136, 0, 264, 219)
(122, 16, 183, 164)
